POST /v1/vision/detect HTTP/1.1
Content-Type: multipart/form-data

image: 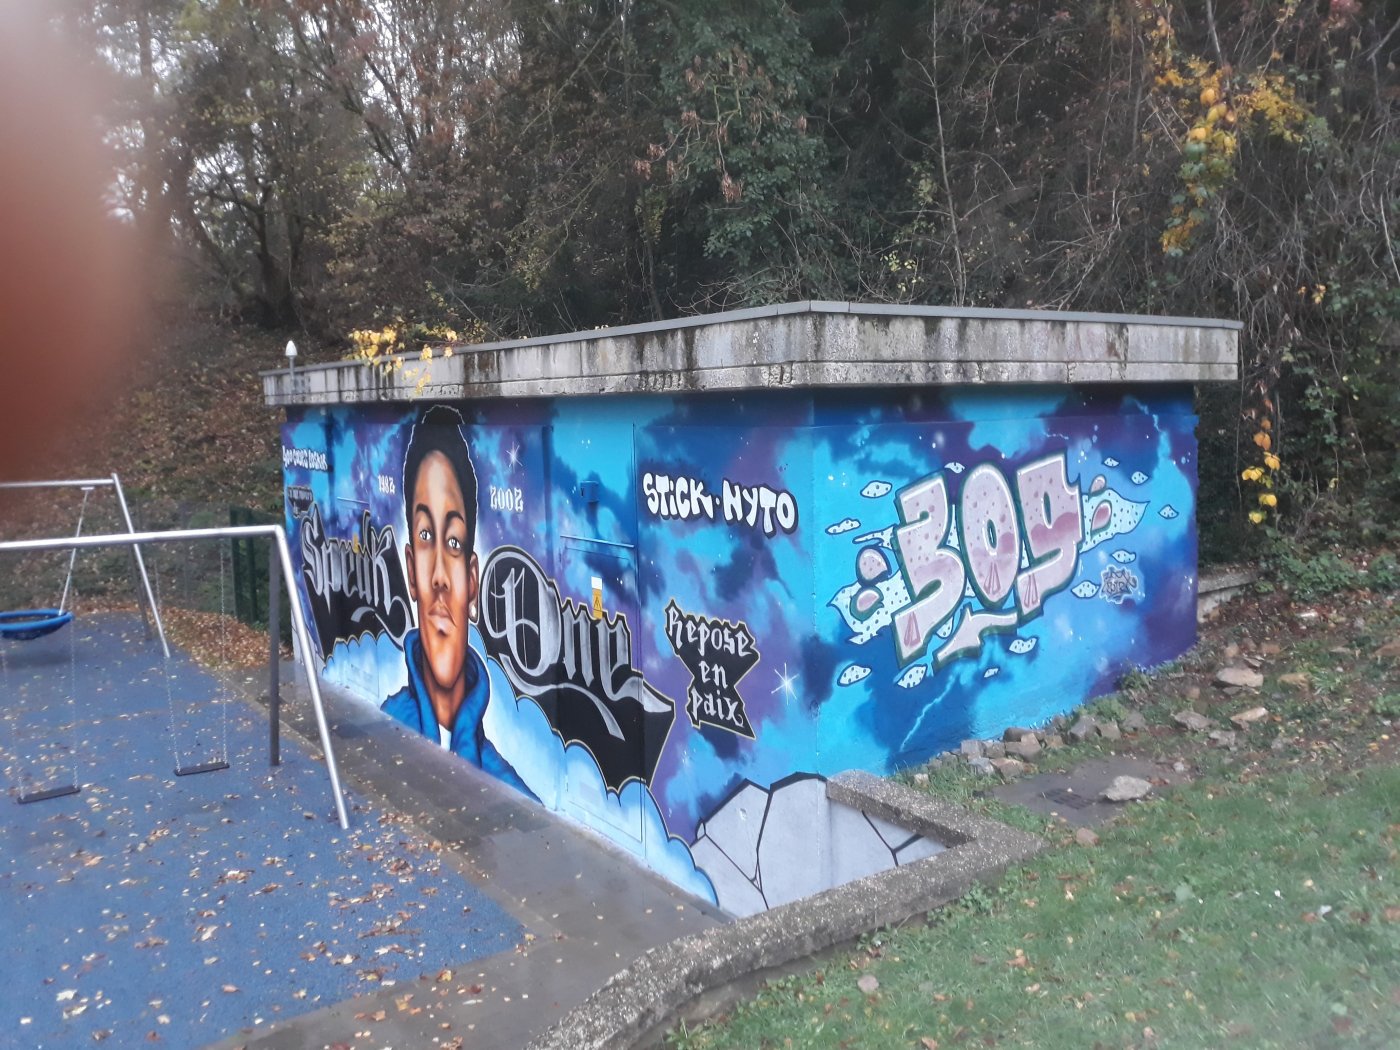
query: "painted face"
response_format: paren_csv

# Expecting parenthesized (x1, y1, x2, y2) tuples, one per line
(405, 451, 478, 708)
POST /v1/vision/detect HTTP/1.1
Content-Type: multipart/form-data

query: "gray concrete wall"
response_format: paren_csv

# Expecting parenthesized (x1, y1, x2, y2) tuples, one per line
(263, 301, 1240, 408)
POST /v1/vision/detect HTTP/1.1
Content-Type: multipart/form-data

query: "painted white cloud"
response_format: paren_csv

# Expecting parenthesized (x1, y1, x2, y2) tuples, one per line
(860, 481, 892, 499)
(826, 518, 861, 535)
(1080, 490, 1149, 553)
(324, 631, 408, 705)
(1072, 580, 1100, 598)
(838, 664, 872, 687)
(829, 572, 910, 645)
(1111, 550, 1137, 564)
(897, 664, 927, 689)
(852, 526, 894, 547)
(1159, 505, 1179, 519)
(1007, 637, 1038, 655)
(479, 646, 718, 905)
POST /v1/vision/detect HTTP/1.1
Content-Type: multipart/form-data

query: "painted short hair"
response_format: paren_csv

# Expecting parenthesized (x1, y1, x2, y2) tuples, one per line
(402, 405, 478, 550)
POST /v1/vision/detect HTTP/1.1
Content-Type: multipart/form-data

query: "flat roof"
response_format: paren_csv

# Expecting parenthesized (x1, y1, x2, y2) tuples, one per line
(263, 301, 1240, 407)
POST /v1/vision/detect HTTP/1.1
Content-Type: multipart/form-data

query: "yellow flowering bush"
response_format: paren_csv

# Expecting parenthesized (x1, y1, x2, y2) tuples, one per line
(1144, 8, 1314, 256)
(347, 316, 485, 396)
(1241, 418, 1282, 526)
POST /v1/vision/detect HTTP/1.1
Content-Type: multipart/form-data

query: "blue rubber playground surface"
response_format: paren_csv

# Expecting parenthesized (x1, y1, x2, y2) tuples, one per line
(0, 612, 525, 1049)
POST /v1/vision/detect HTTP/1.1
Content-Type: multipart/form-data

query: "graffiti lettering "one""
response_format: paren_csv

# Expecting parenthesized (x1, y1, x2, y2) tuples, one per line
(892, 456, 1082, 664)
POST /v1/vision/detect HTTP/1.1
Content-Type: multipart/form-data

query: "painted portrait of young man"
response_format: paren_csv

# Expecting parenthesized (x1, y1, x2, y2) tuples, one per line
(381, 405, 533, 797)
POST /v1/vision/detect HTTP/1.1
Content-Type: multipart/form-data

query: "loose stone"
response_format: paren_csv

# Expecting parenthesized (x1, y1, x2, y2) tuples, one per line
(1005, 736, 1042, 759)
(1172, 709, 1214, 732)
(1067, 716, 1099, 743)
(1214, 666, 1264, 689)
(1101, 775, 1153, 802)
(1230, 706, 1269, 729)
(1121, 711, 1149, 733)
(991, 757, 1025, 779)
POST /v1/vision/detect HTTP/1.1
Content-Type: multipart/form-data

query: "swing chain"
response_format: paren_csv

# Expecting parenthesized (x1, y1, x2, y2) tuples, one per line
(218, 540, 230, 766)
(57, 486, 92, 617)
(1, 602, 81, 801)
(157, 560, 185, 773)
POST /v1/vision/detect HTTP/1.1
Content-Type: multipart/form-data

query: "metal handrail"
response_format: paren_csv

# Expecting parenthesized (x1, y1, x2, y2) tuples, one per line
(0, 524, 350, 830)
(0, 474, 169, 657)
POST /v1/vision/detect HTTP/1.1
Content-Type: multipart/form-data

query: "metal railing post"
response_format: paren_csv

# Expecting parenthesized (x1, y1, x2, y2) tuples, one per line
(268, 549, 281, 768)
(272, 527, 349, 829)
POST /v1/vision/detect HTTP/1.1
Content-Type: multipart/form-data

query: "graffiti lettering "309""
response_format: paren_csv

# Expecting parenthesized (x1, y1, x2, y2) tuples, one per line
(880, 456, 1082, 665)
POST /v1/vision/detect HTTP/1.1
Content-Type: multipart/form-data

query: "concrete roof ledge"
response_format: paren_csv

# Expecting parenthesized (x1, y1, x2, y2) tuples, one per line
(263, 302, 1240, 407)
(527, 771, 1044, 1050)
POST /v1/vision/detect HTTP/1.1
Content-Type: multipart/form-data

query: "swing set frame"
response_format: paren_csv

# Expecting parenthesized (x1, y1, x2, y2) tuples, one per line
(0, 523, 350, 830)
(0, 475, 168, 655)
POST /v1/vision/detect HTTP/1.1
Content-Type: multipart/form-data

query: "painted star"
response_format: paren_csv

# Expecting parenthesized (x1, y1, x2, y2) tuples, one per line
(506, 442, 521, 471)
(771, 663, 799, 700)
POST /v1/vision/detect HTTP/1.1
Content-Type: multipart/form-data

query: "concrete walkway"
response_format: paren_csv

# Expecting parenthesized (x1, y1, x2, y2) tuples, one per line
(203, 660, 725, 1050)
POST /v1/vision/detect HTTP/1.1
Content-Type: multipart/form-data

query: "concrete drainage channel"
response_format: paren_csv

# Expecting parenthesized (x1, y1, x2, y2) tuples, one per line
(529, 771, 1043, 1050)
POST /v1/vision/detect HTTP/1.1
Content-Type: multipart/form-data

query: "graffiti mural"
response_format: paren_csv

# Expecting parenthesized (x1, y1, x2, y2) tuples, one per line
(296, 504, 412, 662)
(663, 600, 759, 738)
(280, 384, 1200, 913)
(479, 545, 675, 790)
(643, 471, 799, 537)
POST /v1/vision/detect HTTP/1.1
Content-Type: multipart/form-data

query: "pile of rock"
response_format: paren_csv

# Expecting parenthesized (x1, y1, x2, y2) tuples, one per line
(918, 712, 1144, 782)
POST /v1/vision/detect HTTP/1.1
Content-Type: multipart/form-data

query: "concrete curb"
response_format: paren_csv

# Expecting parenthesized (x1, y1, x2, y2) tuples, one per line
(528, 771, 1044, 1050)
(1197, 568, 1258, 622)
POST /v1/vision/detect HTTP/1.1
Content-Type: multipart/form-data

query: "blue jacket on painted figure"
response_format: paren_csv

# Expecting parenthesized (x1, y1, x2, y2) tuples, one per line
(382, 629, 537, 800)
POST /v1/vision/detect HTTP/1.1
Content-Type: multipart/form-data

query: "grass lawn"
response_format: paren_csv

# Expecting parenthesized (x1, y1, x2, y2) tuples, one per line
(671, 764, 1400, 1049)
(669, 585, 1400, 1050)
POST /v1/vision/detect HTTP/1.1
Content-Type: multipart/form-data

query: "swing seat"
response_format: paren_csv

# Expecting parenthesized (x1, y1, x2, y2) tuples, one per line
(0, 608, 74, 641)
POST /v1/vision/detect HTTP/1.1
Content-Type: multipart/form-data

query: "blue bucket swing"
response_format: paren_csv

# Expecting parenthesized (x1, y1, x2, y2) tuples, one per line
(0, 487, 89, 642)
(0, 608, 75, 641)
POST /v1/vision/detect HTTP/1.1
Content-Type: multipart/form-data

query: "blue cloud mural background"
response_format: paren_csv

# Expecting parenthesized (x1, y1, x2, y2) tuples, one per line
(278, 383, 1199, 909)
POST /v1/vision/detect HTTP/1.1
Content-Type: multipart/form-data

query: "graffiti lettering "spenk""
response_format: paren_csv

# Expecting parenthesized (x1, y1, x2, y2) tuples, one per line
(298, 503, 413, 661)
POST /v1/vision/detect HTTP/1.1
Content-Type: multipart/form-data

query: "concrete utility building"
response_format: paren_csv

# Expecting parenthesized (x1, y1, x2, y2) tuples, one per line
(264, 301, 1238, 914)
